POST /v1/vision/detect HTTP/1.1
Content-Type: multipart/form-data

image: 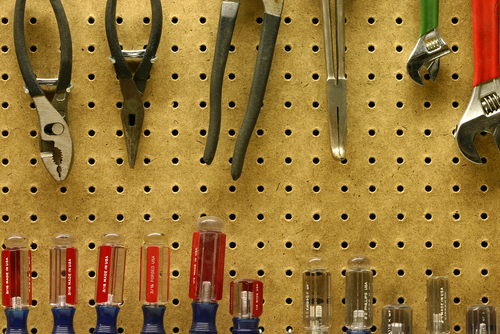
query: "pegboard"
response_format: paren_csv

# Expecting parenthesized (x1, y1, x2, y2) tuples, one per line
(0, 0, 498, 333)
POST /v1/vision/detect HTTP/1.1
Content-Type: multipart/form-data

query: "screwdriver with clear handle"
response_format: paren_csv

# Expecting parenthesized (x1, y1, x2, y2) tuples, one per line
(230, 279, 263, 334)
(50, 233, 78, 334)
(427, 277, 450, 334)
(303, 257, 331, 334)
(345, 256, 373, 334)
(382, 305, 413, 334)
(321, 0, 347, 161)
(466, 305, 497, 334)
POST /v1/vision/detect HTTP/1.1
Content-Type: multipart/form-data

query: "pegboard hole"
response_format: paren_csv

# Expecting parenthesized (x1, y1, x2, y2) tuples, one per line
(368, 17, 375, 24)
(257, 269, 265, 277)
(171, 242, 179, 249)
(285, 298, 293, 305)
(453, 268, 461, 276)
(453, 212, 460, 220)
(172, 158, 179, 165)
(313, 157, 320, 164)
(89, 299, 95, 306)
(200, 185, 207, 193)
(257, 185, 264, 192)
(481, 240, 489, 248)
(30, 187, 37, 194)
(481, 185, 488, 192)
(30, 215, 37, 222)
(482, 297, 489, 304)
(60, 214, 67, 222)
(369, 185, 376, 193)
(229, 270, 236, 277)
(171, 45, 178, 52)
(452, 45, 459, 52)
(2, 74, 8, 81)
(368, 45, 375, 52)
(229, 242, 236, 249)
(285, 241, 292, 249)
(172, 185, 179, 193)
(256, 17, 263, 24)
(341, 241, 348, 249)
(88, 17, 95, 24)
(199, 44, 207, 52)
(313, 101, 319, 108)
(452, 73, 459, 80)
(144, 186, 151, 193)
(313, 213, 320, 221)
(116, 186, 124, 193)
(312, 17, 319, 25)
(452, 101, 459, 108)
(397, 185, 404, 192)
(29, 158, 36, 165)
(369, 157, 376, 164)
(453, 240, 461, 248)
(424, 101, 431, 108)
(171, 270, 180, 277)
(454, 326, 461, 332)
(398, 297, 405, 304)
(313, 185, 320, 193)
(396, 73, 403, 80)
(172, 214, 179, 221)
(143, 17, 151, 24)
(452, 17, 459, 24)
(284, 17, 291, 24)
(425, 213, 432, 221)
(481, 269, 489, 276)
(397, 269, 404, 276)
(144, 214, 151, 221)
(116, 17, 123, 24)
(285, 185, 292, 192)
(341, 213, 348, 221)
(2, 187, 8, 194)
(396, 129, 404, 136)
(397, 241, 404, 249)
(87, 45, 95, 53)
(1, 130, 7, 137)
(116, 214, 124, 222)
(88, 243, 96, 250)
(31, 271, 37, 278)
(312, 45, 319, 52)
(425, 241, 432, 248)
(1, 102, 8, 109)
(257, 214, 264, 220)
(1, 215, 7, 222)
(88, 158, 95, 165)
(395, 17, 403, 24)
(88, 271, 95, 278)
(369, 241, 377, 249)
(396, 45, 403, 52)
(285, 45, 292, 52)
(424, 157, 432, 164)
(371, 326, 377, 333)
(229, 185, 236, 192)
(172, 328, 179, 334)
(369, 213, 376, 220)
(396, 101, 403, 109)
(2, 18, 8, 24)
(425, 185, 432, 192)
(368, 101, 375, 108)
(30, 328, 37, 334)
(481, 157, 487, 164)
(341, 185, 348, 192)
(285, 157, 292, 164)
(313, 241, 321, 249)
(88, 214, 95, 222)
(454, 297, 460, 304)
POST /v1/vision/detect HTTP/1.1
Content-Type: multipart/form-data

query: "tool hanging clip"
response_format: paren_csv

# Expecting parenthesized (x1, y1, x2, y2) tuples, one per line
(455, 0, 500, 163)
(407, 0, 450, 85)
(14, 0, 73, 181)
(105, 0, 162, 168)
(203, 0, 284, 180)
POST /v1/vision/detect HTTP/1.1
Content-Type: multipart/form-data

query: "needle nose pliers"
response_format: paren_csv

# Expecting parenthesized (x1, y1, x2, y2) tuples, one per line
(14, 0, 73, 181)
(203, 0, 284, 181)
(105, 0, 162, 168)
(455, 0, 500, 163)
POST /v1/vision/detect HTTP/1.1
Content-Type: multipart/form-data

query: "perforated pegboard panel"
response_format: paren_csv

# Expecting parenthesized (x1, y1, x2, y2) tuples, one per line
(0, 0, 498, 333)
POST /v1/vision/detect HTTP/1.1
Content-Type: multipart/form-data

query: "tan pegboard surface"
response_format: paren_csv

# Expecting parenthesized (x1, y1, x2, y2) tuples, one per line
(0, 0, 499, 333)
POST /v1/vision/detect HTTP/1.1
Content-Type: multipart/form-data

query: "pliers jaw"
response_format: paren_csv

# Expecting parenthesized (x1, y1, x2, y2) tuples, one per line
(327, 77, 347, 161)
(407, 28, 451, 86)
(33, 95, 73, 181)
(455, 78, 500, 164)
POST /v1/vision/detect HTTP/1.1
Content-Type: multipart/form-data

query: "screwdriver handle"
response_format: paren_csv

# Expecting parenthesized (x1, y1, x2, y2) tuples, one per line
(51, 308, 76, 334)
(472, 0, 500, 86)
(419, 0, 439, 37)
(5, 309, 29, 334)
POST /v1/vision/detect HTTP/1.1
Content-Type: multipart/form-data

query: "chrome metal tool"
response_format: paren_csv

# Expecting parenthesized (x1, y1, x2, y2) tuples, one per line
(204, 0, 284, 180)
(455, 0, 500, 163)
(407, 0, 450, 85)
(14, 0, 73, 181)
(322, 0, 346, 161)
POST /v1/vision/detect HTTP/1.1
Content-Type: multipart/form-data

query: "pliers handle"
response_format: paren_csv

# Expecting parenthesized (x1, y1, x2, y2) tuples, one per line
(14, 0, 73, 181)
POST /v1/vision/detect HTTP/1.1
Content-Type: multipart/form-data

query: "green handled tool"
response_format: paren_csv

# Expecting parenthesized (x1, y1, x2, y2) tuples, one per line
(407, 0, 450, 86)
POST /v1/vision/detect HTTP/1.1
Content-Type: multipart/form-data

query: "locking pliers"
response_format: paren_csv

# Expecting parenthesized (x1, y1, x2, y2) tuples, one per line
(203, 0, 284, 180)
(455, 0, 500, 163)
(407, 0, 450, 85)
(105, 0, 162, 168)
(14, 0, 73, 181)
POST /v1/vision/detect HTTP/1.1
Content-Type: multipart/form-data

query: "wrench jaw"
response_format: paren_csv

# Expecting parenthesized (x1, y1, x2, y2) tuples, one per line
(407, 28, 451, 86)
(455, 78, 500, 164)
(33, 96, 73, 181)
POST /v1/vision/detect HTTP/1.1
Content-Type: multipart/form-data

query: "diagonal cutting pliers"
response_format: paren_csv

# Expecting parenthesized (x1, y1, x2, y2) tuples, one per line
(203, 0, 284, 181)
(455, 0, 500, 163)
(105, 0, 162, 169)
(407, 0, 451, 85)
(14, 0, 73, 181)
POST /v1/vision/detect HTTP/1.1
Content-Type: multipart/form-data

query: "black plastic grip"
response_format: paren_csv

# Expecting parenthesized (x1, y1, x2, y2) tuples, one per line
(134, 0, 162, 94)
(105, 0, 133, 79)
(231, 12, 281, 180)
(14, 0, 44, 97)
(50, 0, 72, 92)
(204, 1, 240, 165)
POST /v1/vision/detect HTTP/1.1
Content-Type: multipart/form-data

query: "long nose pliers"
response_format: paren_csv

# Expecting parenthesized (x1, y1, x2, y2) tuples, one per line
(407, 0, 451, 85)
(14, 0, 73, 181)
(105, 0, 162, 168)
(455, 0, 500, 163)
(203, 0, 284, 181)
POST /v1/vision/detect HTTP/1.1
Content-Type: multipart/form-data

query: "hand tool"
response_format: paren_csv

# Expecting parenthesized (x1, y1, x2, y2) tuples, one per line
(14, 0, 73, 181)
(139, 232, 170, 334)
(466, 305, 497, 334)
(105, 0, 162, 168)
(381, 305, 413, 334)
(2, 234, 32, 334)
(345, 256, 373, 334)
(321, 0, 347, 161)
(203, 0, 284, 180)
(455, 0, 500, 163)
(94, 233, 127, 334)
(407, 0, 450, 85)
(50, 233, 78, 334)
(427, 277, 450, 334)
(230, 279, 263, 334)
(189, 216, 226, 334)
(303, 257, 331, 334)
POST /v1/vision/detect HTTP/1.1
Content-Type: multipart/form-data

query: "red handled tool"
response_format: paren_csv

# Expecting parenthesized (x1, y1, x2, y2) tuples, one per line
(455, 0, 500, 162)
